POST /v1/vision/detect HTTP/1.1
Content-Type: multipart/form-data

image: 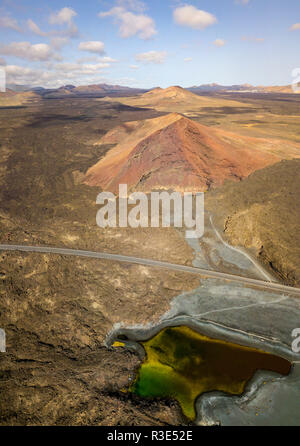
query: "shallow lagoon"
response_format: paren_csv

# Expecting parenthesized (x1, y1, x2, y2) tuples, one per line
(130, 326, 291, 420)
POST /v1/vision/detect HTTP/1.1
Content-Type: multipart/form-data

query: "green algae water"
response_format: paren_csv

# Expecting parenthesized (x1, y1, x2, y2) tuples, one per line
(130, 326, 291, 421)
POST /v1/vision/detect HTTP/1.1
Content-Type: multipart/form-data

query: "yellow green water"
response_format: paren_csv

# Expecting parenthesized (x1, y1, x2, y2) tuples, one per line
(130, 326, 291, 420)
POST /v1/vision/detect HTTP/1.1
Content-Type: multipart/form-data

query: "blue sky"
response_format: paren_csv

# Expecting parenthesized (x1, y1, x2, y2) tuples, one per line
(0, 0, 299, 88)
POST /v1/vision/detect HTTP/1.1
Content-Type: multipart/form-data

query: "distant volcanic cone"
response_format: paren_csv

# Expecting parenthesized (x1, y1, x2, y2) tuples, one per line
(84, 113, 300, 193)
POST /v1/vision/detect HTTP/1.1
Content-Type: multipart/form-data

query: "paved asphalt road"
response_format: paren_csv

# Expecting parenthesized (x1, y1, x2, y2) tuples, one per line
(1, 244, 300, 296)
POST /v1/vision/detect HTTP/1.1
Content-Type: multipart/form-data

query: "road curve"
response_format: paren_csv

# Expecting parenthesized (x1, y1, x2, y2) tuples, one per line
(1, 243, 300, 296)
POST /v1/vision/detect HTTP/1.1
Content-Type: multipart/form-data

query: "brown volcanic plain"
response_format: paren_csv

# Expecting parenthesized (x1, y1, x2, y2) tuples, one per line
(0, 87, 300, 425)
(84, 112, 300, 193)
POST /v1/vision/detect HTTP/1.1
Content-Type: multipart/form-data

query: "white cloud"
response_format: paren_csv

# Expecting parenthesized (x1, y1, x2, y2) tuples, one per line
(0, 57, 6, 66)
(50, 37, 70, 50)
(4, 61, 141, 89)
(99, 6, 157, 39)
(242, 36, 264, 43)
(290, 23, 300, 31)
(130, 64, 139, 69)
(76, 55, 117, 64)
(5, 64, 55, 86)
(173, 5, 217, 30)
(60, 23, 79, 38)
(135, 50, 167, 64)
(48, 7, 79, 38)
(5, 65, 33, 76)
(235, 0, 250, 4)
(4, 63, 110, 88)
(27, 19, 47, 37)
(184, 57, 192, 62)
(109, 76, 139, 86)
(0, 15, 21, 32)
(54, 62, 110, 74)
(116, 0, 146, 12)
(49, 7, 77, 26)
(27, 17, 77, 41)
(78, 41, 105, 54)
(213, 39, 226, 47)
(101, 56, 118, 63)
(0, 42, 58, 62)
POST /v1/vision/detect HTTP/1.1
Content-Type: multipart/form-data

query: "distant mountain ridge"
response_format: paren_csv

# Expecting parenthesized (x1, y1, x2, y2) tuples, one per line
(6, 82, 300, 97)
(188, 83, 300, 94)
(7, 83, 147, 98)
